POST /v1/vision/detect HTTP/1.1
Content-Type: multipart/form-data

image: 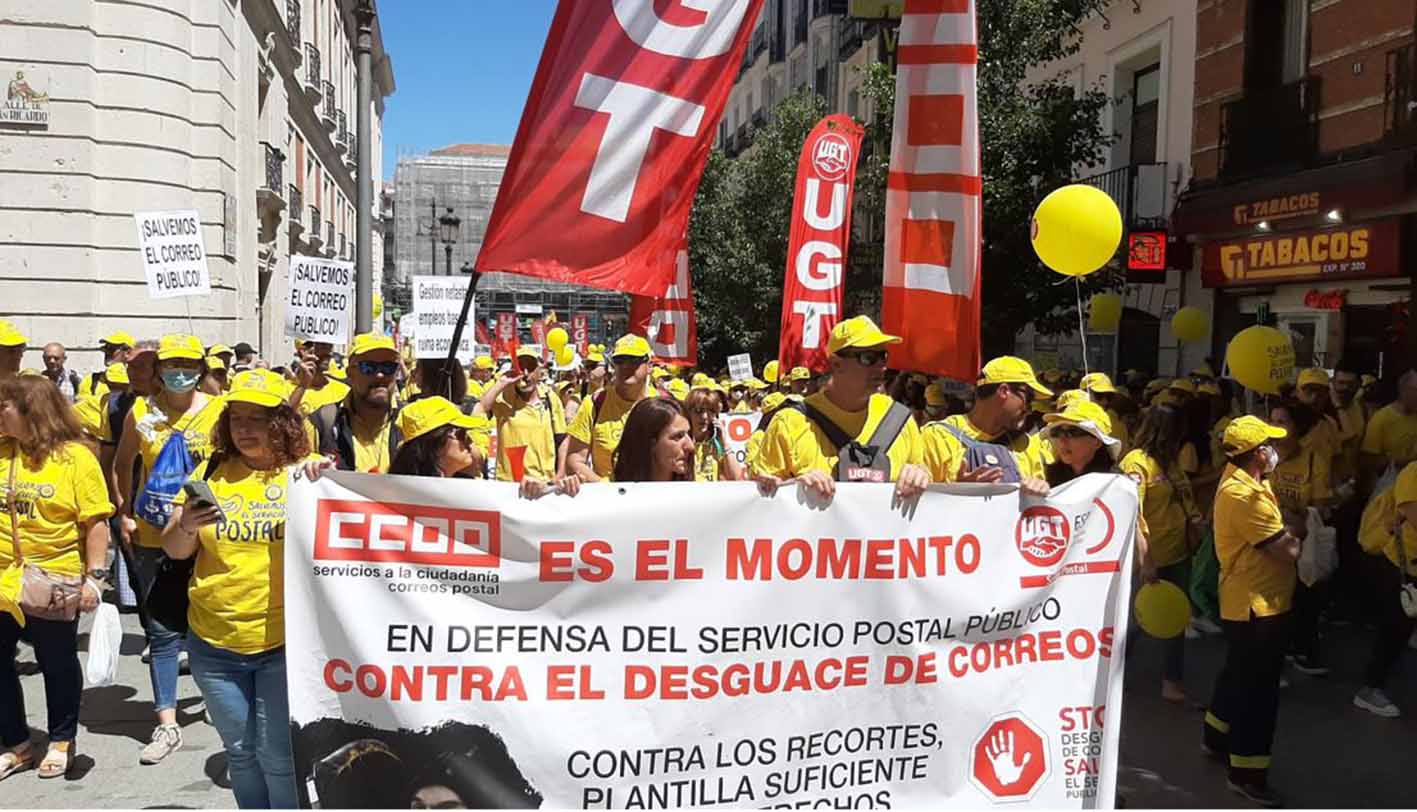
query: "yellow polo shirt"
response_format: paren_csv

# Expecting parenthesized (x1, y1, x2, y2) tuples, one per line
(492, 385, 565, 482)
(1271, 447, 1332, 515)
(1120, 450, 1194, 567)
(567, 384, 654, 478)
(754, 392, 922, 480)
(0, 440, 114, 577)
(920, 413, 1047, 482)
(1214, 464, 1294, 621)
(348, 409, 394, 474)
(297, 379, 350, 416)
(1362, 404, 1417, 467)
(1333, 398, 1366, 484)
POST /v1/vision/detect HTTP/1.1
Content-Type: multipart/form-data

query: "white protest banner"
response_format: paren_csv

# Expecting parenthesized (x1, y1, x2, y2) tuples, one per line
(412, 275, 474, 362)
(286, 474, 1136, 809)
(717, 411, 762, 467)
(727, 353, 754, 382)
(286, 256, 354, 345)
(134, 210, 211, 299)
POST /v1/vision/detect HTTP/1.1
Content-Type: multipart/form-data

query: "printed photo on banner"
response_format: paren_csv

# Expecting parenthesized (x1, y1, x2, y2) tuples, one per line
(286, 255, 355, 345)
(284, 473, 1136, 809)
(134, 209, 212, 299)
(412, 275, 475, 362)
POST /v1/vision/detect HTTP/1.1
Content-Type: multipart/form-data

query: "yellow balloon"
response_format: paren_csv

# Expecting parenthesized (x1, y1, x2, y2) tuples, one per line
(556, 345, 575, 367)
(1087, 293, 1123, 333)
(1226, 325, 1295, 395)
(546, 327, 569, 353)
(371, 294, 384, 320)
(1171, 306, 1208, 343)
(763, 360, 780, 384)
(1031, 184, 1124, 277)
(1134, 580, 1191, 639)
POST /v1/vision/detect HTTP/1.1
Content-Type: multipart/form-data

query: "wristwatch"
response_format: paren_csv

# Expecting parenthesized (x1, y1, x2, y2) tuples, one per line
(87, 568, 109, 583)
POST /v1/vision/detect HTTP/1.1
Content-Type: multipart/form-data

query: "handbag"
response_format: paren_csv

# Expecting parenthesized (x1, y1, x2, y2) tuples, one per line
(7, 450, 82, 621)
(141, 453, 223, 635)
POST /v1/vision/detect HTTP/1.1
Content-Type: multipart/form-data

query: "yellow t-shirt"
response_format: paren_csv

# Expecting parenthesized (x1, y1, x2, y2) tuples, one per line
(1120, 449, 1194, 567)
(754, 392, 923, 480)
(1333, 398, 1366, 484)
(1271, 447, 1332, 515)
(746, 430, 766, 471)
(77, 371, 109, 401)
(695, 436, 725, 482)
(467, 378, 488, 404)
(72, 396, 105, 441)
(1302, 415, 1340, 467)
(174, 454, 320, 654)
(567, 384, 654, 478)
(1106, 408, 1131, 455)
(1362, 404, 1417, 467)
(0, 440, 114, 576)
(920, 414, 1047, 482)
(1214, 464, 1294, 621)
(133, 395, 226, 548)
(348, 409, 394, 474)
(298, 379, 350, 416)
(1362, 461, 1417, 576)
(493, 385, 566, 482)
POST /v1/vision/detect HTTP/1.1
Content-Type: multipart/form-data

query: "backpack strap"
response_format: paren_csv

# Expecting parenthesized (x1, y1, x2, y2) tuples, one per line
(793, 401, 854, 453)
(202, 453, 224, 482)
(865, 401, 913, 452)
(939, 422, 978, 448)
(309, 403, 340, 463)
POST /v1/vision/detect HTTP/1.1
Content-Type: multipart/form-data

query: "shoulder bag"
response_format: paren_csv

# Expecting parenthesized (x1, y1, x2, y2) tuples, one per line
(7, 450, 83, 621)
(142, 453, 224, 635)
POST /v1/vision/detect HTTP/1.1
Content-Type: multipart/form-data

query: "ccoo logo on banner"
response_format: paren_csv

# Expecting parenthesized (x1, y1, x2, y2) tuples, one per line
(285, 474, 1136, 809)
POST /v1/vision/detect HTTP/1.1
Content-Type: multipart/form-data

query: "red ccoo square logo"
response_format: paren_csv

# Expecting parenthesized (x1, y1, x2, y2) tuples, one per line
(313, 500, 501, 568)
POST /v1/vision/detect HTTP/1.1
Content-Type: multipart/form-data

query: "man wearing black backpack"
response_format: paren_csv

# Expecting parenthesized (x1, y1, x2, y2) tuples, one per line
(565, 334, 665, 481)
(750, 316, 930, 502)
(921, 356, 1052, 496)
(307, 333, 402, 473)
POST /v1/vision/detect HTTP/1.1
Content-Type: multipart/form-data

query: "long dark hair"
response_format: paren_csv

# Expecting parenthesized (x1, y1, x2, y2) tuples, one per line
(1182, 397, 1214, 469)
(413, 358, 467, 405)
(1133, 403, 1186, 466)
(612, 397, 689, 483)
(1044, 452, 1116, 488)
(390, 425, 463, 477)
(1269, 398, 1318, 440)
(212, 402, 310, 468)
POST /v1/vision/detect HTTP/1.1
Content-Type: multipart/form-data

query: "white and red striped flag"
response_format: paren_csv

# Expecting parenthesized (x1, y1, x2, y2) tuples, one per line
(881, 0, 981, 379)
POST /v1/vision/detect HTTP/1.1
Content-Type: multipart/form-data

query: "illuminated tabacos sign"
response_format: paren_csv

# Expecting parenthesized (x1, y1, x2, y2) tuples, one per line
(1202, 221, 1400, 287)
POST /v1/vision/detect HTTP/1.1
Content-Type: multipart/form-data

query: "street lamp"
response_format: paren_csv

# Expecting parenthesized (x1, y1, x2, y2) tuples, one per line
(439, 207, 460, 276)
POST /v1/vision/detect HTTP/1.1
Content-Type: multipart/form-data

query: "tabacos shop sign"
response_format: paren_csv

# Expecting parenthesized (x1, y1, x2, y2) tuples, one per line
(1202, 220, 1400, 287)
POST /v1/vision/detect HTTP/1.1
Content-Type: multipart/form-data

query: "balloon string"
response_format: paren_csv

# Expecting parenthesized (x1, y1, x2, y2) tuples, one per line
(1075, 277, 1090, 379)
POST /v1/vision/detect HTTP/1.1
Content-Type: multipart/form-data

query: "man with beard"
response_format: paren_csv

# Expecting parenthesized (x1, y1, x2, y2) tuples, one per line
(920, 355, 1053, 494)
(479, 346, 566, 483)
(751, 316, 930, 503)
(565, 334, 659, 481)
(308, 333, 402, 473)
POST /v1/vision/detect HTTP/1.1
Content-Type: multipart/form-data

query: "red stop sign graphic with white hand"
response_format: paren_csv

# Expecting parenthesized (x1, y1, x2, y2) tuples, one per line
(970, 714, 1050, 802)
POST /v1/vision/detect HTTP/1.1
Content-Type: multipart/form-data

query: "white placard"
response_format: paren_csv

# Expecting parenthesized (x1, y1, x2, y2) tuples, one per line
(285, 255, 354, 344)
(411, 276, 474, 362)
(134, 210, 211, 299)
(717, 411, 763, 466)
(727, 352, 754, 382)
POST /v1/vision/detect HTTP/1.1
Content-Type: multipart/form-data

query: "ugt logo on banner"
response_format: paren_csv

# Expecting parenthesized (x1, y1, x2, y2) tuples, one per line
(779, 115, 864, 373)
(476, 0, 764, 296)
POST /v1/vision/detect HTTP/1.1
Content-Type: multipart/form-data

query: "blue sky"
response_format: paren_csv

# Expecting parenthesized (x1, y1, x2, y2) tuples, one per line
(379, 1, 559, 178)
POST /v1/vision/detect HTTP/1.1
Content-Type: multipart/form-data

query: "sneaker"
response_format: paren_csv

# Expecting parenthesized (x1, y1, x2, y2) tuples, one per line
(1227, 779, 1282, 808)
(178, 651, 190, 674)
(1191, 616, 1223, 635)
(140, 644, 151, 664)
(139, 724, 183, 765)
(1353, 687, 1401, 718)
(1290, 655, 1330, 677)
(1185, 623, 1202, 640)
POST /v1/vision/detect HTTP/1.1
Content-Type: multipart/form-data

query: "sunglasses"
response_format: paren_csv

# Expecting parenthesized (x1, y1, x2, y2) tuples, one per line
(839, 350, 888, 366)
(611, 355, 648, 366)
(356, 360, 399, 376)
(1052, 426, 1092, 439)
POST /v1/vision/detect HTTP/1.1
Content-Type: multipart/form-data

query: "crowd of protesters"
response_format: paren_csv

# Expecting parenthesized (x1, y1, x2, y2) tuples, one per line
(0, 315, 1414, 809)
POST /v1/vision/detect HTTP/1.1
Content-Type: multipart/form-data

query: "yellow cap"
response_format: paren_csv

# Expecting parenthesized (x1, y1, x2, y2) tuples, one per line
(1297, 368, 1331, 388)
(651, 367, 670, 380)
(1198, 382, 1222, 396)
(326, 361, 345, 381)
(761, 392, 788, 413)
(789, 366, 812, 381)
(691, 372, 712, 387)
(1168, 378, 1195, 395)
(586, 350, 605, 364)
(1055, 389, 1092, 410)
(396, 396, 482, 443)
(205, 355, 227, 372)
(350, 332, 397, 359)
(101, 330, 136, 347)
(1079, 372, 1117, 394)
(472, 356, 494, 371)
(226, 369, 292, 408)
(924, 383, 947, 407)
(611, 334, 652, 360)
(666, 379, 690, 401)
(827, 315, 901, 355)
(978, 356, 1052, 397)
(1031, 398, 1054, 414)
(746, 378, 768, 390)
(105, 363, 129, 385)
(1191, 364, 1216, 379)
(1143, 378, 1168, 398)
(763, 360, 780, 383)
(1044, 399, 1121, 458)
(0, 321, 27, 347)
(515, 345, 540, 360)
(208, 343, 232, 357)
(1222, 415, 1287, 456)
(157, 334, 204, 361)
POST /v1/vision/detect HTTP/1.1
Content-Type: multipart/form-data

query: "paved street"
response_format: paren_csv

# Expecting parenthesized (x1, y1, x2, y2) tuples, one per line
(4, 607, 1414, 808)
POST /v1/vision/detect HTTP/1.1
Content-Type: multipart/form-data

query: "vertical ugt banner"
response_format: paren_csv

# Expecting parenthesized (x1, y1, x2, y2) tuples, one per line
(628, 235, 697, 365)
(571, 314, 591, 356)
(779, 115, 864, 373)
(474, 0, 764, 296)
(881, 0, 982, 379)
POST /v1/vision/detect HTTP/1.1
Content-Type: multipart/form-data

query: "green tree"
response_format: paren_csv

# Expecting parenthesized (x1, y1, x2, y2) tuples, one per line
(691, 0, 1118, 367)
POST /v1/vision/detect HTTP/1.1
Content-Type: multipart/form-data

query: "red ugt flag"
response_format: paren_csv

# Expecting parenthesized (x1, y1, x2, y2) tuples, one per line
(881, 0, 982, 379)
(779, 114, 864, 374)
(628, 234, 697, 365)
(475, 0, 765, 297)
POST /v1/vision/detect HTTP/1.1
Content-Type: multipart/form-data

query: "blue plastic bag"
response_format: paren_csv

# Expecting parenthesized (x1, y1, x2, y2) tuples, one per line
(132, 431, 195, 530)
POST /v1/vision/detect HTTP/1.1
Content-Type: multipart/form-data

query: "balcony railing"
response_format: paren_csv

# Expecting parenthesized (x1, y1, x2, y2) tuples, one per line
(335, 110, 348, 152)
(839, 18, 867, 59)
(813, 0, 845, 18)
(262, 143, 284, 191)
(751, 26, 768, 61)
(795, 10, 808, 45)
(1220, 77, 1320, 179)
(1384, 44, 1417, 142)
(752, 108, 767, 129)
(304, 44, 321, 97)
(285, 0, 301, 52)
(1079, 162, 1169, 229)
(309, 206, 321, 237)
(326, 220, 335, 249)
(322, 84, 337, 129)
(289, 185, 303, 226)
(339, 233, 347, 259)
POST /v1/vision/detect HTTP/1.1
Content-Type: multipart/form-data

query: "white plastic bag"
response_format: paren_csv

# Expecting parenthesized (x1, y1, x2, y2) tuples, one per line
(85, 603, 122, 687)
(1299, 507, 1338, 587)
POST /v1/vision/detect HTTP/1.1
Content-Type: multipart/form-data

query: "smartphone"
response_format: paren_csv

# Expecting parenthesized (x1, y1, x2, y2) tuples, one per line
(182, 480, 225, 521)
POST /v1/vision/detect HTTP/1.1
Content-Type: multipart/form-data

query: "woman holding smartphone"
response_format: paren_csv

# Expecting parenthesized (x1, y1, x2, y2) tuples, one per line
(161, 369, 322, 809)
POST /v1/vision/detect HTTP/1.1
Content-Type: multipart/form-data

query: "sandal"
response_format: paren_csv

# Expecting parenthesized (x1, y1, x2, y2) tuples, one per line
(37, 740, 71, 779)
(0, 744, 35, 781)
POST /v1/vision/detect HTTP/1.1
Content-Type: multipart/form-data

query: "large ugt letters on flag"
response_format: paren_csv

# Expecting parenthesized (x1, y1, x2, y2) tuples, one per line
(780, 115, 864, 373)
(629, 236, 697, 365)
(882, 0, 982, 378)
(475, 0, 765, 296)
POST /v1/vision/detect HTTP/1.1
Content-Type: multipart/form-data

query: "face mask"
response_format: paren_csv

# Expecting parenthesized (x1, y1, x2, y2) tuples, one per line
(161, 369, 201, 393)
(1260, 445, 1279, 474)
